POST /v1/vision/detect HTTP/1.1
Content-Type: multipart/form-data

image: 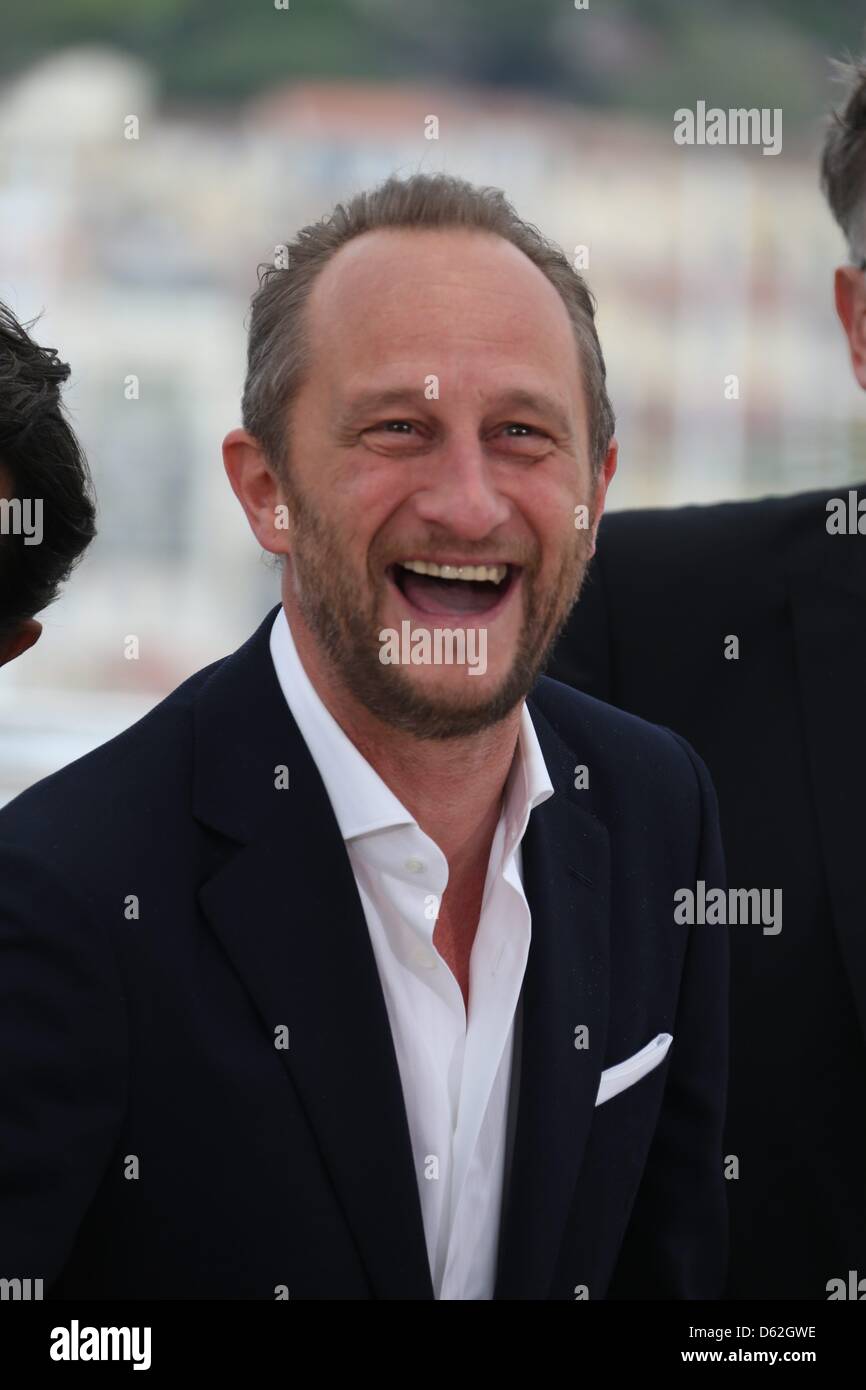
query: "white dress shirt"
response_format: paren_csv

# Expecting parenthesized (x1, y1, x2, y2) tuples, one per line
(269, 607, 554, 1299)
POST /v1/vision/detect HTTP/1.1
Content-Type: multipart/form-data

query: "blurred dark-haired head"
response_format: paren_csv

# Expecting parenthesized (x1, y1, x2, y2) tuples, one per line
(0, 301, 96, 667)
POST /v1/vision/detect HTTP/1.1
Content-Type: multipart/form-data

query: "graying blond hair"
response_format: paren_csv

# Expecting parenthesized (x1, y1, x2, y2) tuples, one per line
(821, 54, 866, 262)
(241, 172, 615, 477)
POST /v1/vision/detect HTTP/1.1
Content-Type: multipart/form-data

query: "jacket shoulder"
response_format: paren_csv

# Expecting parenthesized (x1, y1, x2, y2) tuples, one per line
(531, 672, 703, 787)
(598, 482, 861, 561)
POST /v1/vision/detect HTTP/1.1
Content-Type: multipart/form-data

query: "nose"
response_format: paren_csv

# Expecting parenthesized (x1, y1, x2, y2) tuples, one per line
(412, 435, 511, 540)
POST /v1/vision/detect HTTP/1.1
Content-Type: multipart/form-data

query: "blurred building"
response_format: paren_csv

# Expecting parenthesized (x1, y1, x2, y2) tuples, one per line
(1, 48, 862, 796)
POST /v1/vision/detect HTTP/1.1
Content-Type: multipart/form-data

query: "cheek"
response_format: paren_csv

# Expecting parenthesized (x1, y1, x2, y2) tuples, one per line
(318, 467, 395, 546)
(357, 478, 424, 554)
(525, 485, 582, 563)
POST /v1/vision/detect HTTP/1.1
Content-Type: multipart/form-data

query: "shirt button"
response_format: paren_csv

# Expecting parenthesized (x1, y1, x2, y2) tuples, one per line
(405, 857, 426, 874)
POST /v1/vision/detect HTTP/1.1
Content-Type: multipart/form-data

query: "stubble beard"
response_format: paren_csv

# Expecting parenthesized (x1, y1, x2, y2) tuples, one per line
(283, 478, 594, 740)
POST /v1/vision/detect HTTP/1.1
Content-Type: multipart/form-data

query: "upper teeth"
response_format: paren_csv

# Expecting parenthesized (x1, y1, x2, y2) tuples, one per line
(400, 560, 508, 583)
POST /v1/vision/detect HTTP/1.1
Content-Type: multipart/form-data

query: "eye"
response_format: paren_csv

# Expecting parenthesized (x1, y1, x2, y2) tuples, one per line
(360, 419, 429, 451)
(502, 422, 546, 438)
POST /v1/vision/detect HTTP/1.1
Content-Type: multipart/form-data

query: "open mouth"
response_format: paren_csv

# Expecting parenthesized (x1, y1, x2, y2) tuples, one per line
(387, 560, 520, 618)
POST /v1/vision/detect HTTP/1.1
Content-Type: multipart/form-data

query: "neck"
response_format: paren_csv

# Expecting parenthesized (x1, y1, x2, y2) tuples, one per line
(284, 600, 522, 867)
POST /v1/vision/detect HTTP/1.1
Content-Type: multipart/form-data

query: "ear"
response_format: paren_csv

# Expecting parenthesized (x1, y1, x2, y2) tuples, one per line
(588, 439, 618, 558)
(0, 617, 41, 668)
(834, 266, 866, 391)
(222, 428, 292, 556)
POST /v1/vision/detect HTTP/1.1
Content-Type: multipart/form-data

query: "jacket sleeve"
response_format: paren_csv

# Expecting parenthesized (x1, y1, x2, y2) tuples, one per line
(0, 845, 127, 1291)
(607, 733, 730, 1298)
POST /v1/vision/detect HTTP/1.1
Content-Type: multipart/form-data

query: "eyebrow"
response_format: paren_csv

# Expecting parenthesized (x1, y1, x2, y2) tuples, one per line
(336, 385, 575, 439)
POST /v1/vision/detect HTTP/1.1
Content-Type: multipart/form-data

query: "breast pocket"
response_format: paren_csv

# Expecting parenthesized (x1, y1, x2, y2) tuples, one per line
(595, 1032, 673, 1107)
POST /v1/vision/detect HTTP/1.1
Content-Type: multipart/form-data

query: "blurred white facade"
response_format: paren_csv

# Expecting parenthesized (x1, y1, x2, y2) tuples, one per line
(1, 49, 862, 797)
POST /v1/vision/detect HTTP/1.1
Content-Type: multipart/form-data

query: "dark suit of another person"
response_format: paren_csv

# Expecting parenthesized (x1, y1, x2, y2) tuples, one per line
(0, 605, 728, 1299)
(549, 482, 866, 1300)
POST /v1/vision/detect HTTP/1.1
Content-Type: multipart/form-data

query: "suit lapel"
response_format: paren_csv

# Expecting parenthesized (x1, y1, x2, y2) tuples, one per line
(190, 611, 612, 1301)
(495, 695, 611, 1300)
(193, 608, 434, 1299)
(789, 499, 866, 1047)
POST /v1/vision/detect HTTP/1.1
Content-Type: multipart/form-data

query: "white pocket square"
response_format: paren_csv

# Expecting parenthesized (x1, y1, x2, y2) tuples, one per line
(595, 1032, 673, 1106)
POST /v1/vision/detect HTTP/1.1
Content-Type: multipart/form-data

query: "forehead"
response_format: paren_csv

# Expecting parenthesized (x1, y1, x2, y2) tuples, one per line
(303, 226, 582, 397)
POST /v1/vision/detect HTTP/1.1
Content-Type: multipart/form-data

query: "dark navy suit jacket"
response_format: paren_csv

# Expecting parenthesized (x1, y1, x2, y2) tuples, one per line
(549, 484, 866, 1299)
(0, 605, 729, 1299)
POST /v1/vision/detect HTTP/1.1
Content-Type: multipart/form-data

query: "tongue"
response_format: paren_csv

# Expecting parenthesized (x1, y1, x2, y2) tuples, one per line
(400, 570, 503, 616)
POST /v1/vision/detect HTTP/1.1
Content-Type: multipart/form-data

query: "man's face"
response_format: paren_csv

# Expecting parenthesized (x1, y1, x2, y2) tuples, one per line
(834, 253, 866, 392)
(274, 227, 614, 738)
